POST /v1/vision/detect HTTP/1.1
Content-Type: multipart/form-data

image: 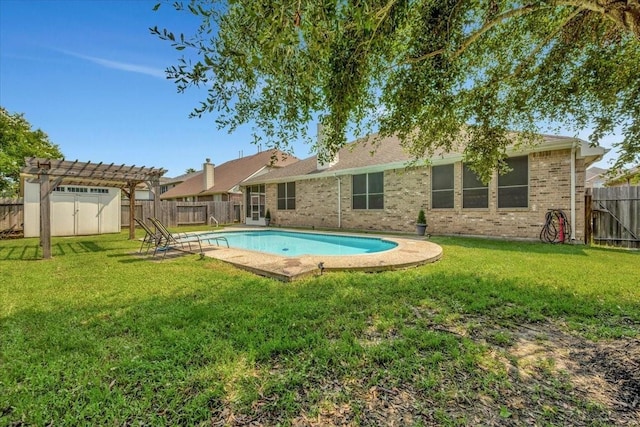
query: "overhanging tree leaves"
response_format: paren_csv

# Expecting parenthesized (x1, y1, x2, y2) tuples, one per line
(0, 107, 63, 197)
(153, 0, 640, 181)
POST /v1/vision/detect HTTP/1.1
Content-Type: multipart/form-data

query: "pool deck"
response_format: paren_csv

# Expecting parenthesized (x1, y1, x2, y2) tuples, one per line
(197, 227, 443, 281)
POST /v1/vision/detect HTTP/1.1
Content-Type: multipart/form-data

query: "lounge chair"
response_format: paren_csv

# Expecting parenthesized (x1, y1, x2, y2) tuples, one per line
(148, 217, 203, 259)
(134, 218, 160, 254)
(0, 224, 16, 240)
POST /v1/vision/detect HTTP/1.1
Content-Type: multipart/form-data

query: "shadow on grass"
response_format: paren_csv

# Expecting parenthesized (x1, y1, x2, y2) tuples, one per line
(0, 243, 41, 260)
(0, 241, 106, 260)
(2, 264, 639, 425)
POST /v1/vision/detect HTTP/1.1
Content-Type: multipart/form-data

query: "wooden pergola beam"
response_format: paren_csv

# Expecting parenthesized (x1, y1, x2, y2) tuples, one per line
(128, 181, 136, 240)
(39, 164, 52, 259)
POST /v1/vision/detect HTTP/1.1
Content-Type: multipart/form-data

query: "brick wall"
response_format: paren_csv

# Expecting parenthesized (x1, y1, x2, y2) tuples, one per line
(264, 149, 587, 242)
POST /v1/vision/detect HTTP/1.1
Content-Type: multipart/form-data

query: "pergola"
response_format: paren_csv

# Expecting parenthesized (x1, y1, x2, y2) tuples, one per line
(22, 158, 167, 259)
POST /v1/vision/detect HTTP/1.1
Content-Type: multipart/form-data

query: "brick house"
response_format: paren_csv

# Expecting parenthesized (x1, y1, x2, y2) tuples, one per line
(240, 132, 606, 242)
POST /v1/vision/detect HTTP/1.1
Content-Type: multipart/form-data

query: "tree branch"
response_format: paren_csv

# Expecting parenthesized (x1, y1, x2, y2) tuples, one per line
(512, 7, 583, 77)
(408, 3, 551, 63)
(554, 0, 640, 38)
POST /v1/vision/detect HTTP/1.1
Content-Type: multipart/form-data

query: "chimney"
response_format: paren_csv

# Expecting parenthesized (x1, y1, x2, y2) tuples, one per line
(316, 123, 339, 170)
(203, 158, 215, 190)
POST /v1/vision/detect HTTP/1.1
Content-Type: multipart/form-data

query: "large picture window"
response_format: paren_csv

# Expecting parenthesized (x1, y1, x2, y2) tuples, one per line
(352, 172, 384, 210)
(463, 164, 488, 209)
(498, 156, 528, 208)
(277, 182, 296, 210)
(431, 164, 454, 209)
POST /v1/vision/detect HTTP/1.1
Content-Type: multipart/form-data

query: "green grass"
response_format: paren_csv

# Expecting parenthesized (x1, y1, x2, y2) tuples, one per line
(1, 231, 638, 425)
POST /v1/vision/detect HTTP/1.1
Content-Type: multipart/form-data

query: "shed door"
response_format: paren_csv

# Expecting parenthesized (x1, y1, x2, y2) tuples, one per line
(51, 194, 77, 236)
(76, 195, 100, 235)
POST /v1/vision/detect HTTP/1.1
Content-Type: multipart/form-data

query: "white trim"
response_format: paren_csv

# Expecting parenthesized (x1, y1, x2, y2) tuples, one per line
(335, 175, 342, 228)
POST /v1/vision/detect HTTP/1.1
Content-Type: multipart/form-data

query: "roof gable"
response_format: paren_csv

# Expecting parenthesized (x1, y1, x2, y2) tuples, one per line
(161, 150, 298, 199)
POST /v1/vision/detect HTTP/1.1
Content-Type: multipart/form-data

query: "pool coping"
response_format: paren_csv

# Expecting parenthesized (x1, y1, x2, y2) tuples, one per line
(196, 227, 443, 281)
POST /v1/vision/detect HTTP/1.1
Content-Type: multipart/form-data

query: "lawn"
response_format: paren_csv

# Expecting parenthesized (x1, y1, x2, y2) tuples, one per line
(1, 230, 638, 426)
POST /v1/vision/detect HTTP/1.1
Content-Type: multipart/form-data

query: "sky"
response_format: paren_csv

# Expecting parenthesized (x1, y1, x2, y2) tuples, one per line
(0, 0, 619, 178)
(0, 0, 315, 178)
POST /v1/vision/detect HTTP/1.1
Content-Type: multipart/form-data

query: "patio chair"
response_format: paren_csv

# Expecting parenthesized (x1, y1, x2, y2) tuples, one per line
(134, 218, 160, 254)
(148, 217, 203, 259)
(0, 224, 16, 240)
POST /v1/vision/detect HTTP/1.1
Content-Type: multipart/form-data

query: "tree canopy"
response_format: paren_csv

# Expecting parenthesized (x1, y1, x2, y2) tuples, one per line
(0, 107, 63, 197)
(153, 0, 640, 181)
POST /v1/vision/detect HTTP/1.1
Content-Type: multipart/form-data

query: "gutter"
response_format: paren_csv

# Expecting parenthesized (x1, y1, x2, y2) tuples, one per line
(247, 139, 591, 186)
(335, 175, 342, 228)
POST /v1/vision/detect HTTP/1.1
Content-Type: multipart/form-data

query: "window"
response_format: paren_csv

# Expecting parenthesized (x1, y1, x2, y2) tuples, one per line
(431, 164, 454, 209)
(90, 188, 108, 194)
(462, 164, 488, 208)
(277, 182, 296, 210)
(352, 172, 384, 210)
(67, 187, 88, 193)
(498, 156, 528, 208)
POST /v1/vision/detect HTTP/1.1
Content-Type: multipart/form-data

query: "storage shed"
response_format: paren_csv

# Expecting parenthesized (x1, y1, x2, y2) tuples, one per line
(21, 158, 166, 259)
(23, 182, 121, 237)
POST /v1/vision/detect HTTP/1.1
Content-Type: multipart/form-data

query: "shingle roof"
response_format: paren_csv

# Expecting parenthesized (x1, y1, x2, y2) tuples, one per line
(242, 134, 411, 184)
(160, 150, 298, 199)
(243, 132, 602, 185)
(163, 171, 200, 185)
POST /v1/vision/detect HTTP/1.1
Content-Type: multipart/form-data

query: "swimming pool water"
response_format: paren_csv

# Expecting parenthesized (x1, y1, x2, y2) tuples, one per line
(198, 230, 397, 257)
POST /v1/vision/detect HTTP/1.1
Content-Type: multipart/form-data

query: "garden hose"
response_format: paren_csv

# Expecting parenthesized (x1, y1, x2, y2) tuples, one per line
(540, 209, 570, 244)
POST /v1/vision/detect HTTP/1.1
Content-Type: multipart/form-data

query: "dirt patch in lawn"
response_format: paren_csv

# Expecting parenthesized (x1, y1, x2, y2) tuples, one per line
(501, 324, 640, 425)
(210, 320, 639, 426)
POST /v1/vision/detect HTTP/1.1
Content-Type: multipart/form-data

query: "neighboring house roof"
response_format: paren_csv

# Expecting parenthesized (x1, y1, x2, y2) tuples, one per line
(243, 132, 607, 185)
(585, 166, 608, 188)
(160, 150, 299, 199)
(605, 166, 640, 186)
(163, 171, 200, 186)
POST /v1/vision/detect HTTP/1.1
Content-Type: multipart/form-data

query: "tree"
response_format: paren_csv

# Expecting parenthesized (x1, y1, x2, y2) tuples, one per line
(185, 167, 197, 174)
(0, 107, 63, 197)
(153, 0, 640, 181)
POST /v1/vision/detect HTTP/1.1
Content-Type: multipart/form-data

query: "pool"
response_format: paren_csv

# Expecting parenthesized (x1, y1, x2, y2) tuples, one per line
(198, 229, 397, 257)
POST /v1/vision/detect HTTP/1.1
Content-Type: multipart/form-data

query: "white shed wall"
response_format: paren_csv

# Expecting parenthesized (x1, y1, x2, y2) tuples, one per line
(24, 182, 121, 237)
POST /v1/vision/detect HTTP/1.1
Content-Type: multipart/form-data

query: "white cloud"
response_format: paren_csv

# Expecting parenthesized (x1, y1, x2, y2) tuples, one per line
(58, 49, 166, 79)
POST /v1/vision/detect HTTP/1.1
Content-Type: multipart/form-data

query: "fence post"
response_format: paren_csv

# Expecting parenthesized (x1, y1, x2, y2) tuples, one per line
(584, 190, 592, 245)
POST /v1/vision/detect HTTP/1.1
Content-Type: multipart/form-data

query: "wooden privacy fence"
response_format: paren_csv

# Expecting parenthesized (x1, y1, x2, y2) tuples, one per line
(122, 200, 239, 228)
(0, 198, 23, 231)
(586, 186, 639, 249)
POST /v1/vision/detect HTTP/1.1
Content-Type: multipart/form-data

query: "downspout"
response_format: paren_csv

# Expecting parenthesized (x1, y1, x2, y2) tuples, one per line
(570, 142, 576, 242)
(335, 175, 341, 229)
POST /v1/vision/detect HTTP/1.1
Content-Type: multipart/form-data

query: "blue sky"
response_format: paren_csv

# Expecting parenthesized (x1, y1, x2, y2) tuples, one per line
(0, 0, 617, 178)
(0, 0, 315, 177)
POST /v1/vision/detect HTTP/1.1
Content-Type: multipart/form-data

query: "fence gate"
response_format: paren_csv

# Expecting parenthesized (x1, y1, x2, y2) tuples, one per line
(587, 186, 640, 249)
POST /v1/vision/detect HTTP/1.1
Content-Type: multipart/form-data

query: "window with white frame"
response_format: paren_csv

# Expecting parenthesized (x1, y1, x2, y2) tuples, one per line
(498, 156, 528, 208)
(352, 172, 384, 210)
(463, 164, 488, 208)
(277, 182, 296, 210)
(431, 164, 454, 209)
